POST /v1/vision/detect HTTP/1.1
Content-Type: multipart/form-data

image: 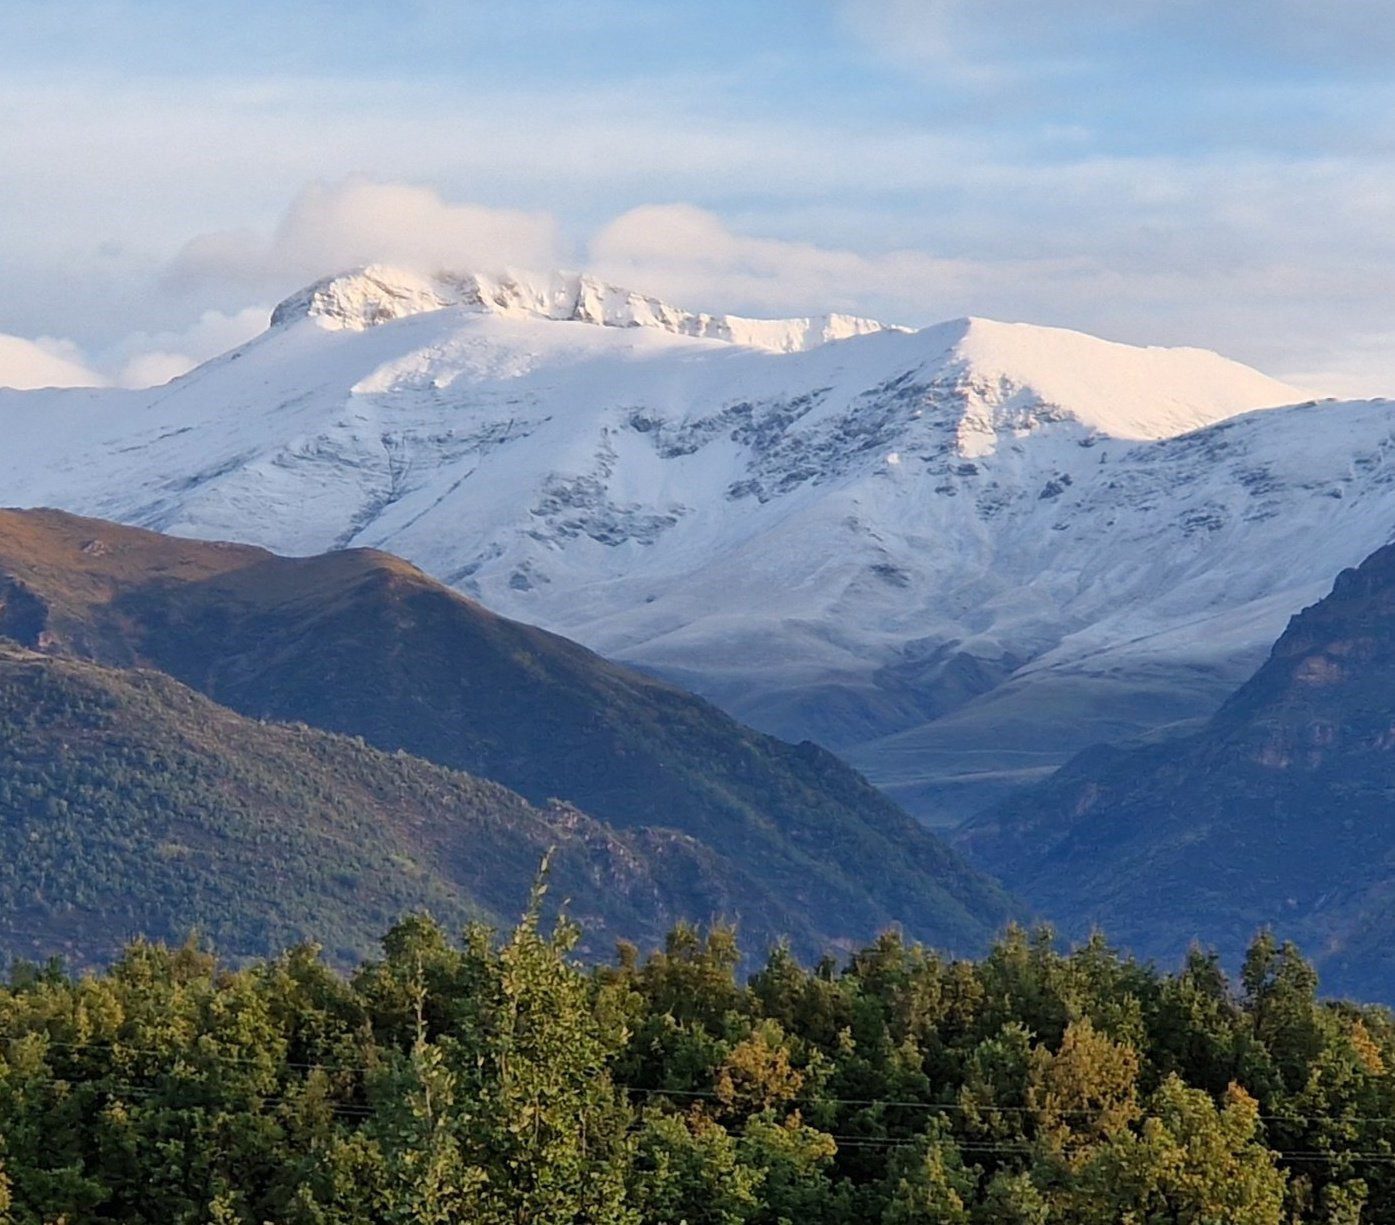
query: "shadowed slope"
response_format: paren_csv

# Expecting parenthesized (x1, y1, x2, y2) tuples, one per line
(0, 641, 761, 967)
(959, 541, 1395, 998)
(0, 508, 1012, 959)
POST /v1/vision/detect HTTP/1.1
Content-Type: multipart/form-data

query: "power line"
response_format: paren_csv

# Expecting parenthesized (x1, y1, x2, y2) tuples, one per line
(3, 1072, 1392, 1167)
(12, 1040, 1395, 1142)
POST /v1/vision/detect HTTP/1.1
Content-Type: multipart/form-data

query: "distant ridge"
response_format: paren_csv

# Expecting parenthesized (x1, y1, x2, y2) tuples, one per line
(958, 539, 1395, 1000)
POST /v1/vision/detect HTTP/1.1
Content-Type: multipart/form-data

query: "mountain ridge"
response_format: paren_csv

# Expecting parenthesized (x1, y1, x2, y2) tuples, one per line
(956, 538, 1395, 999)
(0, 507, 1013, 959)
(270, 264, 902, 352)
(0, 270, 1356, 821)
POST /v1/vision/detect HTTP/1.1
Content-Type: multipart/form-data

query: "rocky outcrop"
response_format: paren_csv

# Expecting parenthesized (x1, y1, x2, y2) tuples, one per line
(270, 264, 899, 352)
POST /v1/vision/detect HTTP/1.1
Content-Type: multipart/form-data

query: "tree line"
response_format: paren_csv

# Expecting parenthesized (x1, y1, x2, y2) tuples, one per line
(1, 882, 1391, 1222)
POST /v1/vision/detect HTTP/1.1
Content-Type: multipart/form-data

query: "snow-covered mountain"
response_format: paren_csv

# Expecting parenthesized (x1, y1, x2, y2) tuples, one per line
(271, 266, 900, 351)
(3, 264, 1389, 823)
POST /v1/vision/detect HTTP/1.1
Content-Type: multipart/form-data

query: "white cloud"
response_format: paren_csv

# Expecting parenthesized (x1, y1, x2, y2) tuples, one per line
(163, 178, 565, 301)
(588, 203, 1044, 320)
(0, 335, 105, 390)
(115, 351, 197, 389)
(109, 306, 271, 388)
(0, 307, 272, 393)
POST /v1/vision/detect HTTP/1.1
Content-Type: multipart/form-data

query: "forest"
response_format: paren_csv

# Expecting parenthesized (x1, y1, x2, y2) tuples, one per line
(0, 881, 1391, 1224)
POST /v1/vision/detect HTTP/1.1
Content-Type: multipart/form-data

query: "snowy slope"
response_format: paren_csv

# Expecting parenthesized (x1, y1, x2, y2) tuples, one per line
(1, 264, 1386, 823)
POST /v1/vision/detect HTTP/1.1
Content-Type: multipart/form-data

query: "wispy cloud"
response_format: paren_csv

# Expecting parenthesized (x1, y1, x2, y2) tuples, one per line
(106, 307, 272, 388)
(587, 202, 1071, 321)
(0, 335, 105, 390)
(838, 0, 1395, 77)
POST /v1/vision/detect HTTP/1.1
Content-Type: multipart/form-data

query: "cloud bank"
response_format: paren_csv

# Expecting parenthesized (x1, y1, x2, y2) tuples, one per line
(0, 176, 1387, 399)
(0, 335, 105, 390)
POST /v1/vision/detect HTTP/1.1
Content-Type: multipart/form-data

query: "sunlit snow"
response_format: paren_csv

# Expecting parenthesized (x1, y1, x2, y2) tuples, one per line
(1, 264, 1382, 822)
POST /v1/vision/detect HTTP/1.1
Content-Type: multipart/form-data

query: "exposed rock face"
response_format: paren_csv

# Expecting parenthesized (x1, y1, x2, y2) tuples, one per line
(958, 542, 1395, 1000)
(0, 574, 47, 645)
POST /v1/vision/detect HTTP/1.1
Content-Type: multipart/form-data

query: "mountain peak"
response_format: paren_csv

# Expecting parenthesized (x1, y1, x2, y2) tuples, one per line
(264, 268, 1307, 427)
(269, 264, 902, 353)
(911, 314, 1310, 448)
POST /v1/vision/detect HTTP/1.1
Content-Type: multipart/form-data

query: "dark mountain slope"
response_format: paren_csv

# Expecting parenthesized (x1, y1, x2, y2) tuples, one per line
(0, 641, 760, 967)
(0, 508, 1012, 958)
(959, 540, 1395, 997)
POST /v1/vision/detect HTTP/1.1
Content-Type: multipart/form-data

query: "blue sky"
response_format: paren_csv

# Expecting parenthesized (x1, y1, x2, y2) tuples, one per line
(3, 0, 1393, 391)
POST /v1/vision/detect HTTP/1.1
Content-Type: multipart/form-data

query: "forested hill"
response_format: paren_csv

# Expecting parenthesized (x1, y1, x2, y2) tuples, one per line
(0, 507, 1012, 961)
(0, 910, 1386, 1223)
(0, 640, 756, 965)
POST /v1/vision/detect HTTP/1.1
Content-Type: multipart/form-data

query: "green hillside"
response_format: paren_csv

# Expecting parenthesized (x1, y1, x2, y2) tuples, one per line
(0, 641, 757, 966)
(0, 508, 1013, 961)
